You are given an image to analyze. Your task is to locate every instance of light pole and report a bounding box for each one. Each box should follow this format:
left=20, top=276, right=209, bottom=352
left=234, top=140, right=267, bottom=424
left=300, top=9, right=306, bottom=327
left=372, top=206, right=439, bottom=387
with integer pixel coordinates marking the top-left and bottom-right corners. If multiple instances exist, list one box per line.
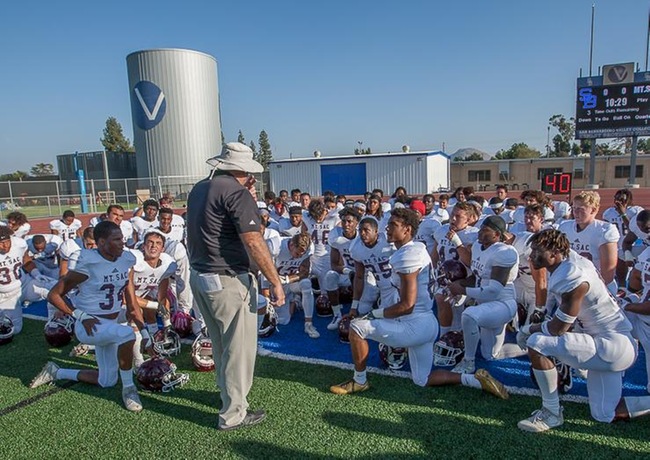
left=546, top=126, right=551, bottom=156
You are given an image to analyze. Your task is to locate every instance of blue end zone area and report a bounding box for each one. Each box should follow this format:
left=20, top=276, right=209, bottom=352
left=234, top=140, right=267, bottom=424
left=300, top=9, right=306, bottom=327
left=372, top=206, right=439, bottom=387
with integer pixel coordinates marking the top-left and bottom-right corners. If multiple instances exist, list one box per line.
left=25, top=300, right=649, bottom=399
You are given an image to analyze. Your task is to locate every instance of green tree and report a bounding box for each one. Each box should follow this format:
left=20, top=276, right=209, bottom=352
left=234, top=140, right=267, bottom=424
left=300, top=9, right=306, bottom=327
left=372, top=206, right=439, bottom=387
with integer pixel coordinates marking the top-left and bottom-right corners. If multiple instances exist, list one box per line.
left=0, top=171, right=29, bottom=181
left=30, top=163, right=55, bottom=177
left=548, top=114, right=575, bottom=157
left=258, top=130, right=273, bottom=170
left=453, top=152, right=484, bottom=162
left=637, top=138, right=650, bottom=153
left=237, top=130, right=245, bottom=144
left=249, top=141, right=259, bottom=163
left=493, top=142, right=541, bottom=160
left=101, top=116, right=134, bottom=152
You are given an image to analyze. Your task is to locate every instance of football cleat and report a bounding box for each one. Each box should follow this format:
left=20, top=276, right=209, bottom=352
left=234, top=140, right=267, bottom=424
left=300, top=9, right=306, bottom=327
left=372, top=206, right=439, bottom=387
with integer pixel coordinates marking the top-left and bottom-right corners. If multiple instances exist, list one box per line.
left=122, top=385, right=143, bottom=412
left=475, top=369, right=509, bottom=400
left=327, top=314, right=342, bottom=331
left=29, top=361, right=60, bottom=389
left=329, top=379, right=370, bottom=395
left=44, top=315, right=75, bottom=348
left=517, top=407, right=564, bottom=433
left=136, top=357, right=189, bottom=392
left=304, top=323, right=320, bottom=339
left=378, top=343, right=408, bottom=370
left=0, top=314, right=15, bottom=345
left=451, top=358, right=475, bottom=374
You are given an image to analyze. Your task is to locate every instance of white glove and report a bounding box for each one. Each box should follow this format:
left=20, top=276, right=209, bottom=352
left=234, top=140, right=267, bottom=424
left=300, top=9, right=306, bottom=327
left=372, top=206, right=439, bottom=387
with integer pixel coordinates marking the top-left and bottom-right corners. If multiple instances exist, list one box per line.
left=279, top=275, right=290, bottom=285
left=516, top=324, right=531, bottom=349
left=342, top=267, right=352, bottom=276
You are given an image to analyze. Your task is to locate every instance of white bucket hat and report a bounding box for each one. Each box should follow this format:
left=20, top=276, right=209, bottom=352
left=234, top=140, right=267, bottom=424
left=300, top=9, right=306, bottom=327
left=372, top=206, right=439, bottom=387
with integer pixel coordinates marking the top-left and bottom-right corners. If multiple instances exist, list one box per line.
left=207, top=142, right=263, bottom=173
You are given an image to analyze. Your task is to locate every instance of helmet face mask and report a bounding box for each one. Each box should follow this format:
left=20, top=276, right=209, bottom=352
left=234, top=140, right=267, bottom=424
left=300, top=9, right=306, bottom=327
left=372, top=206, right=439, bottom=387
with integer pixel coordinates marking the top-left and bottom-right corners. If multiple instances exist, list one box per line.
left=191, top=333, right=214, bottom=372
left=153, top=328, right=181, bottom=357
left=44, top=315, right=75, bottom=348
left=258, top=305, right=278, bottom=338
left=0, top=314, right=14, bottom=345
left=433, top=331, right=465, bottom=366
left=378, top=343, right=408, bottom=370
left=136, top=357, right=189, bottom=392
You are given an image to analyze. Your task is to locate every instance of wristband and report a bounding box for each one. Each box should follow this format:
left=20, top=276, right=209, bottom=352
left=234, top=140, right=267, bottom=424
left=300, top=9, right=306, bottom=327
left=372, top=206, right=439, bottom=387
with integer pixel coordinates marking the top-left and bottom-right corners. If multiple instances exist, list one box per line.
left=351, top=300, right=359, bottom=310
left=624, top=250, right=635, bottom=262
left=71, top=309, right=86, bottom=321
left=554, top=309, right=577, bottom=324
left=145, top=300, right=159, bottom=310
left=450, top=234, right=463, bottom=247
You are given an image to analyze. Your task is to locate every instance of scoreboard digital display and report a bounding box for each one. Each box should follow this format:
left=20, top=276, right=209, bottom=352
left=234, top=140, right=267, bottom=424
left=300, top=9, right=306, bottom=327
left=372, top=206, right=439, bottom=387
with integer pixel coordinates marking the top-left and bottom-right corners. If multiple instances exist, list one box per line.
left=575, top=80, right=650, bottom=139
left=541, top=172, right=572, bottom=195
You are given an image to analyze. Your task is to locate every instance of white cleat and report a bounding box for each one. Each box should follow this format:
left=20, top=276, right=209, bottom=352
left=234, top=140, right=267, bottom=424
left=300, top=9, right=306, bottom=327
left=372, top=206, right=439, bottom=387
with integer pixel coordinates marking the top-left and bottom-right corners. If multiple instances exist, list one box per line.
left=122, top=386, right=143, bottom=412
left=29, top=361, right=60, bottom=389
left=518, top=407, right=563, bottom=433
left=304, top=323, right=320, bottom=339
left=451, top=358, right=475, bottom=374
left=327, top=315, right=342, bottom=331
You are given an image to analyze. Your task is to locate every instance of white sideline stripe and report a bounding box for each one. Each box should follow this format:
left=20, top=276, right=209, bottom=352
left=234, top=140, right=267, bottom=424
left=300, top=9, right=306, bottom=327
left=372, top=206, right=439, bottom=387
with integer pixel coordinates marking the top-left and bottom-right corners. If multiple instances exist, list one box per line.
left=25, top=315, right=588, bottom=403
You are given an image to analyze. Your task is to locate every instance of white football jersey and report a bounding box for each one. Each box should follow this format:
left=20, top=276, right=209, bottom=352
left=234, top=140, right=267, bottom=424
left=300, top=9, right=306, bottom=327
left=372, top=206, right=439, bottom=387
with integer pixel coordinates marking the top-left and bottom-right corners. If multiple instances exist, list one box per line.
left=349, top=233, right=396, bottom=290
left=428, top=207, right=450, bottom=224
left=26, top=234, right=63, bottom=270
left=327, top=226, right=357, bottom=270
left=69, top=249, right=137, bottom=315
left=303, top=213, right=340, bottom=257
left=602, top=205, right=643, bottom=249
left=469, top=241, right=518, bottom=302
left=558, top=219, right=620, bottom=273
left=131, top=250, right=177, bottom=299
left=433, top=224, right=479, bottom=264
left=553, top=200, right=572, bottom=225
left=275, top=238, right=314, bottom=276
left=278, top=218, right=303, bottom=237
left=120, top=220, right=134, bottom=245
left=58, top=238, right=83, bottom=261
left=163, top=239, right=188, bottom=266
left=49, top=218, right=82, bottom=241
left=415, top=218, right=441, bottom=253
left=263, top=227, right=282, bottom=259
left=0, top=237, right=27, bottom=293
left=156, top=225, right=184, bottom=244
left=131, top=216, right=159, bottom=240
left=634, top=247, right=650, bottom=325
left=512, top=231, right=535, bottom=292
left=388, top=241, right=434, bottom=315
left=549, top=251, right=632, bottom=336
left=629, top=213, right=650, bottom=246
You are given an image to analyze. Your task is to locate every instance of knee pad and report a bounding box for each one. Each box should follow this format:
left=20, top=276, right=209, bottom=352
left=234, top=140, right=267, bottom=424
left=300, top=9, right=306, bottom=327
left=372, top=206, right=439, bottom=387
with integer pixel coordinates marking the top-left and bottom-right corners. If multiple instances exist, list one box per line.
left=298, top=279, right=312, bottom=292
left=323, top=271, right=340, bottom=292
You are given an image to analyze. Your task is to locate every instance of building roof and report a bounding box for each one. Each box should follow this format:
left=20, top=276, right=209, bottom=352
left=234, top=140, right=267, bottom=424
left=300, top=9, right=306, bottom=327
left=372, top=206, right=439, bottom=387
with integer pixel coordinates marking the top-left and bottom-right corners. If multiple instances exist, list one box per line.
left=269, top=150, right=450, bottom=164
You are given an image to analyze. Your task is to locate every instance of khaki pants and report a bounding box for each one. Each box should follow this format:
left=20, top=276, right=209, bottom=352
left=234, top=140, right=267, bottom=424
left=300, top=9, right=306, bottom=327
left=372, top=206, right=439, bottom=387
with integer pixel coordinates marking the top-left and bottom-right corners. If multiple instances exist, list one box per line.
left=190, top=269, right=258, bottom=428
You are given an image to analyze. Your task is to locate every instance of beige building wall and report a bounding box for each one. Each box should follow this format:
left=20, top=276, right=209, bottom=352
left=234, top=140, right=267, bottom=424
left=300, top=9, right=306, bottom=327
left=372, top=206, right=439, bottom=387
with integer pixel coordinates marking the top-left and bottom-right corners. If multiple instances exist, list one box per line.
left=450, top=155, right=650, bottom=191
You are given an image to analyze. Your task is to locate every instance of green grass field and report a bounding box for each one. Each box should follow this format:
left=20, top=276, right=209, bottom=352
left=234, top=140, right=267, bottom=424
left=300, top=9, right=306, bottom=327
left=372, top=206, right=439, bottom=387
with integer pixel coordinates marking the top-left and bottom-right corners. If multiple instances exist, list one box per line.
left=2, top=319, right=650, bottom=459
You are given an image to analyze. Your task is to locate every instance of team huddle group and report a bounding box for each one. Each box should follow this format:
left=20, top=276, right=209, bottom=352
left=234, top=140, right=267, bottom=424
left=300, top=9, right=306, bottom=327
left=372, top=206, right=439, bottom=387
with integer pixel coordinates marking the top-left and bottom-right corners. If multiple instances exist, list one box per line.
left=3, top=183, right=650, bottom=433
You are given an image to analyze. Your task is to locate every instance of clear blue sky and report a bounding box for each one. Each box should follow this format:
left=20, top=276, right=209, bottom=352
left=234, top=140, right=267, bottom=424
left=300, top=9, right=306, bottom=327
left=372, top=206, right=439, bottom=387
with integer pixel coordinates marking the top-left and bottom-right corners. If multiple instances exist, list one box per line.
left=1, top=0, right=648, bottom=173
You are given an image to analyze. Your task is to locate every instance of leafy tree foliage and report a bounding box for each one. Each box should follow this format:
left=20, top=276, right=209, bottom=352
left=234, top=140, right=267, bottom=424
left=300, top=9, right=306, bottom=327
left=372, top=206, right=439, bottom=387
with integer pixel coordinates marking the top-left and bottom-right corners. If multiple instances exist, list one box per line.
left=237, top=130, right=245, bottom=144
left=453, top=152, right=484, bottom=162
left=0, top=171, right=29, bottom=181
left=101, top=117, right=134, bottom=152
left=637, top=138, right=650, bottom=153
left=548, top=114, right=575, bottom=157
left=30, top=163, right=55, bottom=176
left=258, top=130, right=273, bottom=170
left=493, top=143, right=541, bottom=160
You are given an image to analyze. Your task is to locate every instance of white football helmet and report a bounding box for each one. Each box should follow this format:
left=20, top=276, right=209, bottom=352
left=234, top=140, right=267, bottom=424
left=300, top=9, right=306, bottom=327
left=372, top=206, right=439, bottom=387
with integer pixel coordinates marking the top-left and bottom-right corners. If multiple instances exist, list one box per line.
left=378, top=343, right=408, bottom=370
left=191, top=333, right=214, bottom=372
left=433, top=331, right=465, bottom=367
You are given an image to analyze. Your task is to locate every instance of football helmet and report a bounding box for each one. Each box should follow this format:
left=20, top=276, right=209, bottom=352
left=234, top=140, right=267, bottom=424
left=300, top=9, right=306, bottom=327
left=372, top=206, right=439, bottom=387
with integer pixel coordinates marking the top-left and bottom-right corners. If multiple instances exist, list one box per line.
left=44, top=315, right=75, bottom=348
left=171, top=310, right=193, bottom=338
left=338, top=316, right=351, bottom=343
left=0, top=314, right=14, bottom=345
left=315, top=294, right=333, bottom=317
left=191, top=333, right=214, bottom=372
left=258, top=304, right=278, bottom=338
left=136, top=357, right=189, bottom=392
left=153, top=327, right=181, bottom=357
left=530, top=356, right=573, bottom=394
left=433, top=330, right=465, bottom=366
left=438, top=259, right=468, bottom=285
left=378, top=343, right=408, bottom=370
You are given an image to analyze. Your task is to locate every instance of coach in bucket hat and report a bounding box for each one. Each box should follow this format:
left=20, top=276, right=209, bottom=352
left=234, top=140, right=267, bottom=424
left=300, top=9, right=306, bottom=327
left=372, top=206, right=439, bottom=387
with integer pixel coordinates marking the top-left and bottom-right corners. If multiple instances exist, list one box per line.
left=207, top=142, right=264, bottom=174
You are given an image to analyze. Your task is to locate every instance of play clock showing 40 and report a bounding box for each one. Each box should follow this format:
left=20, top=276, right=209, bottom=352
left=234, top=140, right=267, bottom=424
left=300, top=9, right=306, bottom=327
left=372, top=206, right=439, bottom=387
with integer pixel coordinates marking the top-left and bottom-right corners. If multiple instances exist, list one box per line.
left=575, top=82, right=650, bottom=139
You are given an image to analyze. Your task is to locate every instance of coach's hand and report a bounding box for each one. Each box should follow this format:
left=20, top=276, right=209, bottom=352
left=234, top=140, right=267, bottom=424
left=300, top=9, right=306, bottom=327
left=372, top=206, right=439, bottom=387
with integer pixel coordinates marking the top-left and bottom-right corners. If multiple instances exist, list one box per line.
left=270, top=283, right=286, bottom=307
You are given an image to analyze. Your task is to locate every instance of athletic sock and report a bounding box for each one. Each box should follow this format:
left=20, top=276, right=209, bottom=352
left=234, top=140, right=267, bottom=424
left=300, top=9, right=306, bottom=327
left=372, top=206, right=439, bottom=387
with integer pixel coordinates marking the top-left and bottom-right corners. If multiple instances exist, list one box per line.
left=120, top=369, right=135, bottom=388
left=439, top=326, right=452, bottom=337
left=461, top=373, right=482, bottom=389
left=533, top=368, right=560, bottom=415
left=353, top=370, right=367, bottom=385
left=56, top=369, right=80, bottom=381
left=257, top=313, right=264, bottom=330
left=332, top=304, right=342, bottom=317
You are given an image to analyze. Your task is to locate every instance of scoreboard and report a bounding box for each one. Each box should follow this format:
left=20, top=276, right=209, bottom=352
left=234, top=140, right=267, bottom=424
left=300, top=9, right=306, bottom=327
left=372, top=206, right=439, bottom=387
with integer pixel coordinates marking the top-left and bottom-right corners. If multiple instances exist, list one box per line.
left=575, top=71, right=650, bottom=139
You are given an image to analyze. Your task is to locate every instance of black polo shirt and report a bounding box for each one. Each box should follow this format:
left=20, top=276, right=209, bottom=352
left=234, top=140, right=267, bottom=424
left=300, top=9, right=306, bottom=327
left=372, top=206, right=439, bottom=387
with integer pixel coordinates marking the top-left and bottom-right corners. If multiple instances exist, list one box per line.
left=186, top=172, right=261, bottom=274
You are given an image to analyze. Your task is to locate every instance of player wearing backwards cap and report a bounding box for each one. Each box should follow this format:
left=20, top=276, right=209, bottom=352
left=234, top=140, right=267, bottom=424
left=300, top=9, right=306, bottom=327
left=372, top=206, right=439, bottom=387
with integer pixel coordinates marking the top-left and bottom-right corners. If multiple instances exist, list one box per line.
left=446, top=215, right=519, bottom=374
left=323, top=207, right=362, bottom=331
left=430, top=202, right=479, bottom=337
left=516, top=228, right=650, bottom=432
left=558, top=191, right=619, bottom=296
